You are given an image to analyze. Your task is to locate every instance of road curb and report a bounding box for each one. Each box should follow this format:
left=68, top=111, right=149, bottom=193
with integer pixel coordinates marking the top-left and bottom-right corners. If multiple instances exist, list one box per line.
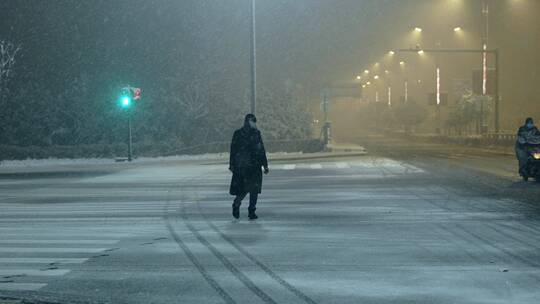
left=201, top=151, right=368, bottom=165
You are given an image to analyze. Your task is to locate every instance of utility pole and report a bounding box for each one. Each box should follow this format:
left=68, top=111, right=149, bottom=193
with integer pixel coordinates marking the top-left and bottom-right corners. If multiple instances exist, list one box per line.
left=436, top=67, right=441, bottom=134
left=481, top=0, right=489, bottom=133
left=398, top=48, right=500, bottom=134
left=482, top=1, right=489, bottom=96
left=249, top=0, right=257, bottom=115
left=494, top=49, right=500, bottom=133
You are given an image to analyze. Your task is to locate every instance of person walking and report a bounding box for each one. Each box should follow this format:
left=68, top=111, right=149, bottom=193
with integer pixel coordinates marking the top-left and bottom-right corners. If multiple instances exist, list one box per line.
left=229, top=114, right=269, bottom=220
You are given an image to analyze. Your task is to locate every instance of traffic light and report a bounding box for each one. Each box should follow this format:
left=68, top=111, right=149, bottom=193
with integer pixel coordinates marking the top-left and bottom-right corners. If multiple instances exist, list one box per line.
left=117, top=86, right=142, bottom=162
left=118, top=86, right=141, bottom=109
left=120, top=95, right=131, bottom=108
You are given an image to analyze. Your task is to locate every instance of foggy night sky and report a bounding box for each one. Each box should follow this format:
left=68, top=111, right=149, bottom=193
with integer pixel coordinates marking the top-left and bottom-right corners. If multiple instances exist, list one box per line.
left=1, top=0, right=539, bottom=128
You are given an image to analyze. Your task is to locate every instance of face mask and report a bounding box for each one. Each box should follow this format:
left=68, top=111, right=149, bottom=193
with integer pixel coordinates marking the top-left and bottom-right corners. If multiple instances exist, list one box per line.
left=249, top=121, right=257, bottom=129
left=527, top=123, right=534, bottom=129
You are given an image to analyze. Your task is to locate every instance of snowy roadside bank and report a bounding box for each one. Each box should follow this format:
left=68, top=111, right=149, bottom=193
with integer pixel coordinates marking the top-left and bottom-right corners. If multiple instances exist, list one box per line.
left=0, top=149, right=367, bottom=173
left=0, top=153, right=228, bottom=168
left=0, top=151, right=334, bottom=171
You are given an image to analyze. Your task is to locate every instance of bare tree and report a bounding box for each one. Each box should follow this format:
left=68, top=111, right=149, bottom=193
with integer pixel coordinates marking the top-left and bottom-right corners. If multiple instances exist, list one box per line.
left=0, top=40, right=21, bottom=98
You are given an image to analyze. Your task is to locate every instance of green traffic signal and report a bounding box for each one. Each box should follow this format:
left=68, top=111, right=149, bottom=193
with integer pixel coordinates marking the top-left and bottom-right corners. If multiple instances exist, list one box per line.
left=120, top=95, right=131, bottom=108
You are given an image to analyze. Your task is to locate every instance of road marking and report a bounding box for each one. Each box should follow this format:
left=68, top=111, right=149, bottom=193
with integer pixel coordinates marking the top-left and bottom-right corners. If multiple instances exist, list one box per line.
left=0, top=283, right=47, bottom=291
left=0, top=240, right=119, bottom=244
left=282, top=164, right=296, bottom=170
left=0, top=258, right=88, bottom=264
left=0, top=210, right=166, bottom=215
left=0, top=217, right=162, bottom=222
left=0, top=269, right=70, bottom=276
left=310, top=164, right=323, bottom=169
left=0, top=233, right=132, bottom=238
left=336, top=162, right=350, bottom=169
left=0, top=202, right=172, bottom=207
left=0, top=247, right=107, bottom=253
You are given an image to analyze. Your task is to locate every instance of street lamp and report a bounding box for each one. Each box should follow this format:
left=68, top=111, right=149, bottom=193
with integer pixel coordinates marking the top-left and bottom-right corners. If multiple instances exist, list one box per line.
left=249, top=0, right=257, bottom=114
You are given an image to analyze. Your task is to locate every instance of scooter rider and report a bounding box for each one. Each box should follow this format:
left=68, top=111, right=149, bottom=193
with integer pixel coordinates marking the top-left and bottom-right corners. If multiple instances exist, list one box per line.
left=515, top=117, right=540, bottom=178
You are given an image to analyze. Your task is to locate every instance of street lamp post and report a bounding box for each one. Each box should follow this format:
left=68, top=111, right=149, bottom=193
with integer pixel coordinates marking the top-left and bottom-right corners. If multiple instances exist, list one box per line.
left=398, top=48, right=501, bottom=133
left=249, top=0, right=257, bottom=114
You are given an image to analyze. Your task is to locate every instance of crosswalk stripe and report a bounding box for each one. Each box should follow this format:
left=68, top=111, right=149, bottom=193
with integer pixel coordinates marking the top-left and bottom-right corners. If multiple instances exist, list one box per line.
left=0, top=205, right=170, bottom=210
left=0, top=258, right=88, bottom=264
left=0, top=210, right=165, bottom=215
left=276, top=163, right=361, bottom=170
left=0, top=240, right=119, bottom=244
left=0, top=283, right=47, bottom=291
left=0, top=247, right=107, bottom=253
left=0, top=269, right=70, bottom=276
left=336, top=162, right=350, bottom=169
left=0, top=233, right=131, bottom=238
left=0, top=217, right=162, bottom=221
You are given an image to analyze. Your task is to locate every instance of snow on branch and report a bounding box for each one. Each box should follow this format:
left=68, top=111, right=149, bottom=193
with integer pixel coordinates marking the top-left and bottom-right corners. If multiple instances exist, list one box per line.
left=0, top=40, right=21, bottom=90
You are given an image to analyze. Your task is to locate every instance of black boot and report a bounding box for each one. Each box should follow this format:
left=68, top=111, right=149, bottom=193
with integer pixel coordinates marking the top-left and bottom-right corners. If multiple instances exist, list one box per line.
left=248, top=210, right=258, bottom=220
left=232, top=203, right=240, bottom=219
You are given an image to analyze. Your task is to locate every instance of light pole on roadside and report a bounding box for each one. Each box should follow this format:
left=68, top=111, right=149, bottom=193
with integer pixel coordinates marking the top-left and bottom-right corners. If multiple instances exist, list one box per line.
left=398, top=48, right=500, bottom=133
left=249, top=0, right=257, bottom=115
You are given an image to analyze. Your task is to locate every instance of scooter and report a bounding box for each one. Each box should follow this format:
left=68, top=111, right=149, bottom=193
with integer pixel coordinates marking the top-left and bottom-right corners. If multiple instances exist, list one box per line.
left=523, top=147, right=540, bottom=182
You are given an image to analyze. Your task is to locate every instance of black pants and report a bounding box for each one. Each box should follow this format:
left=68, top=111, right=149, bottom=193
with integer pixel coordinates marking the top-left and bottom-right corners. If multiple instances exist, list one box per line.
left=233, top=191, right=258, bottom=213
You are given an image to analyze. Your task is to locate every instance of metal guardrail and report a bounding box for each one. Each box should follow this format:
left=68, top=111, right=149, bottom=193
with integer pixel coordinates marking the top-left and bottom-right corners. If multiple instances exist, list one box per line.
left=483, top=133, right=516, bottom=141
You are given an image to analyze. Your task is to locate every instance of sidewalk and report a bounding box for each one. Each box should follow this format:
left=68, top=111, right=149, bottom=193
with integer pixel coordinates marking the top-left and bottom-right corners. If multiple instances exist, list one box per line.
left=325, top=142, right=366, bottom=153
left=202, top=143, right=367, bottom=166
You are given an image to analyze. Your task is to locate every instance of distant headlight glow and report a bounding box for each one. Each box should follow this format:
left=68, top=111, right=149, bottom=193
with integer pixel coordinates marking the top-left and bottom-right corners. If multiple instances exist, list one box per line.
left=533, top=153, right=540, bottom=160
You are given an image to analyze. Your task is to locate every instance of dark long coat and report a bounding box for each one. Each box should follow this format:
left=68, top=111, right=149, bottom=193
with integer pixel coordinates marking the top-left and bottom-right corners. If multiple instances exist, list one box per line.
left=229, top=126, right=268, bottom=195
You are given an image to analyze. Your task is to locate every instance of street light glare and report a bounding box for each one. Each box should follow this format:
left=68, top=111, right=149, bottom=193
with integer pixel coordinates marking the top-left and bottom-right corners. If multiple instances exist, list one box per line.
left=454, top=26, right=462, bottom=32
left=356, top=75, right=362, bottom=80
left=364, top=70, right=370, bottom=74
left=399, top=61, right=405, bottom=65
left=414, top=27, right=423, bottom=32
left=417, top=50, right=424, bottom=55
left=388, top=51, right=395, bottom=55
left=366, top=81, right=371, bottom=85
left=374, top=75, right=379, bottom=80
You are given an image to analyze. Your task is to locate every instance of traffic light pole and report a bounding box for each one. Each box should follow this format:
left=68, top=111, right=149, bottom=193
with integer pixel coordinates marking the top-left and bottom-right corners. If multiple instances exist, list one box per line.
left=128, top=113, right=133, bottom=162
left=398, top=48, right=501, bottom=133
